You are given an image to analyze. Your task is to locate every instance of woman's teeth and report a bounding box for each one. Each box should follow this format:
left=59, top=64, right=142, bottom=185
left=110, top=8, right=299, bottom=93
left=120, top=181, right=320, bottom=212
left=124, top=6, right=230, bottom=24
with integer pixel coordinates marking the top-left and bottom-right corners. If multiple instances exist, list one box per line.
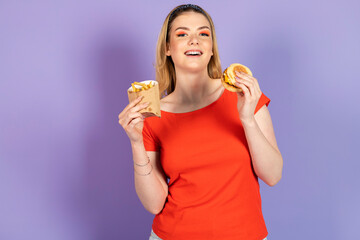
left=185, top=51, right=202, bottom=56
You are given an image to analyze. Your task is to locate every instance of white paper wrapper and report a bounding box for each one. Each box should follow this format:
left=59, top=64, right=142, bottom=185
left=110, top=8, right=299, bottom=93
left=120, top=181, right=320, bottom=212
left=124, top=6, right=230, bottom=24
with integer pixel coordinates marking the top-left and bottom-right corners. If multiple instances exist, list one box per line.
left=127, top=80, right=161, bottom=118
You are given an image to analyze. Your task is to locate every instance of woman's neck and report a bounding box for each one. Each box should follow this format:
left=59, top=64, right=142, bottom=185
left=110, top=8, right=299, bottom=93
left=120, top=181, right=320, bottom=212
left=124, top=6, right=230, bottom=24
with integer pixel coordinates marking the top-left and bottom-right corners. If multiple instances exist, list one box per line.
left=171, top=70, right=216, bottom=104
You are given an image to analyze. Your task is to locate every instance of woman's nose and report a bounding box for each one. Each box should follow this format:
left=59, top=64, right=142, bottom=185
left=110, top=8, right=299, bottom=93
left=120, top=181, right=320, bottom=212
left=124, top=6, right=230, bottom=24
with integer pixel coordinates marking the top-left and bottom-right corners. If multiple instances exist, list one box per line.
left=189, top=35, right=199, bottom=45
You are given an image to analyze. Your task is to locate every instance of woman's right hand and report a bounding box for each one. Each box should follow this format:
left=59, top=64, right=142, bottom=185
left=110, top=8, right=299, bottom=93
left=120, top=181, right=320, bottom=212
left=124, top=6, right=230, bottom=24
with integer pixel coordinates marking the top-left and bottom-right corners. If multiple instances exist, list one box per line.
left=118, top=96, right=150, bottom=144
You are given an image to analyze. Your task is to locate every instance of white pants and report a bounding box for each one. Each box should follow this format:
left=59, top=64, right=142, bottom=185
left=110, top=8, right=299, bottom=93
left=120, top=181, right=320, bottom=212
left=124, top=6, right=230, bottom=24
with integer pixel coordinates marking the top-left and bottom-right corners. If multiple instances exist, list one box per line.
left=149, top=229, right=268, bottom=240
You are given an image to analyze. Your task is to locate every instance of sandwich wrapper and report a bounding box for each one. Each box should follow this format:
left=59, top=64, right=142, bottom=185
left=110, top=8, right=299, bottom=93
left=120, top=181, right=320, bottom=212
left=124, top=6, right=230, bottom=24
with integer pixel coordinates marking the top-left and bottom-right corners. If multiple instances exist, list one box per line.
left=127, top=80, right=161, bottom=118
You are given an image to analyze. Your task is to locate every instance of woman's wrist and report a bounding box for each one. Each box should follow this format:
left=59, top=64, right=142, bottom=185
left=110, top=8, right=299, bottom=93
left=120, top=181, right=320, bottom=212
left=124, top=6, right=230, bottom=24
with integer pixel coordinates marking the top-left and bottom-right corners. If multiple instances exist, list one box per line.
left=240, top=116, right=257, bottom=127
left=134, top=162, right=153, bottom=176
left=131, top=139, right=144, bottom=149
left=130, top=140, right=152, bottom=171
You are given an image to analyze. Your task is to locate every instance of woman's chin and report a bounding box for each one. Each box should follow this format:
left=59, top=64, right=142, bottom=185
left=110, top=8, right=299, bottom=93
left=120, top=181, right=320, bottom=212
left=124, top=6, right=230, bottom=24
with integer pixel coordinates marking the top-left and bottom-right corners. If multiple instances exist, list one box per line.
left=177, top=62, right=210, bottom=73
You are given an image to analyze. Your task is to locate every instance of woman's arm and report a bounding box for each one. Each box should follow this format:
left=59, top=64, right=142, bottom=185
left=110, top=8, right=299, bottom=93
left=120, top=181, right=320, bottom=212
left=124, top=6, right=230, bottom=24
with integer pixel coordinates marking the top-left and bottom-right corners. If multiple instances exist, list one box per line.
left=233, top=71, right=283, bottom=186
left=242, top=105, right=283, bottom=186
left=118, top=96, right=168, bottom=214
left=131, top=142, right=168, bottom=214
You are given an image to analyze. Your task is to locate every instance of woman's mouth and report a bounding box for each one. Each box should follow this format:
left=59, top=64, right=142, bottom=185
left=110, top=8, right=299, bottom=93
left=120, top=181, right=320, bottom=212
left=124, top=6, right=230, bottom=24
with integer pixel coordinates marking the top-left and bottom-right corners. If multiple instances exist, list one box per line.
left=184, top=50, right=203, bottom=56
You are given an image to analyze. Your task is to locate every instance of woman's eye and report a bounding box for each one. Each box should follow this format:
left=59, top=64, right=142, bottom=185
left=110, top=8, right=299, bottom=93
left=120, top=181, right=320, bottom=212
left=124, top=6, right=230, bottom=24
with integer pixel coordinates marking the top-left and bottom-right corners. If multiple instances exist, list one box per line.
left=176, top=32, right=187, bottom=37
left=200, top=32, right=210, bottom=37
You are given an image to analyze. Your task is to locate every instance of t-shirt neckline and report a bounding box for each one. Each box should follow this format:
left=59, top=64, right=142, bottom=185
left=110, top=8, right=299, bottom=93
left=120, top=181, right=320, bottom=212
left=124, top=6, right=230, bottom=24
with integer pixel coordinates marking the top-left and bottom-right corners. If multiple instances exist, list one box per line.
left=160, top=88, right=227, bottom=116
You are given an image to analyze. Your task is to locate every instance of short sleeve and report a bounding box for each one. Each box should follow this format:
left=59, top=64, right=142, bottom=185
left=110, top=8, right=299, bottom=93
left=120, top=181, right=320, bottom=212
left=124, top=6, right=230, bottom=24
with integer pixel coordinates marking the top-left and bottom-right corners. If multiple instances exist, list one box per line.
left=254, top=93, right=270, bottom=114
left=142, top=119, right=160, bottom=152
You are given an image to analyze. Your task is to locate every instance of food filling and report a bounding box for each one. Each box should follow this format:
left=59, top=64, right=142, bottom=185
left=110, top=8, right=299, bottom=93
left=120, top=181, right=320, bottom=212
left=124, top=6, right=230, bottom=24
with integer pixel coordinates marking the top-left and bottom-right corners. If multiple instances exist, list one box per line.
left=130, top=81, right=155, bottom=93
left=223, top=72, right=234, bottom=86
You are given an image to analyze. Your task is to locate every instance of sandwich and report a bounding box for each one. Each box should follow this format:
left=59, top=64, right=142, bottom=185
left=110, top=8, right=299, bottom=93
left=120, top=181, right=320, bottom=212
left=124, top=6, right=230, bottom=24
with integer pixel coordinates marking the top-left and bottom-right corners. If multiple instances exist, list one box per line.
left=221, top=63, right=253, bottom=92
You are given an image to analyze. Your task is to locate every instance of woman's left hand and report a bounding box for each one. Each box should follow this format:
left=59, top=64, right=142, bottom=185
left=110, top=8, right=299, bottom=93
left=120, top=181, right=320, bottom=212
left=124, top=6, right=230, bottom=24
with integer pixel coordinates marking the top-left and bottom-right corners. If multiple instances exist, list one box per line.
left=234, top=71, right=262, bottom=123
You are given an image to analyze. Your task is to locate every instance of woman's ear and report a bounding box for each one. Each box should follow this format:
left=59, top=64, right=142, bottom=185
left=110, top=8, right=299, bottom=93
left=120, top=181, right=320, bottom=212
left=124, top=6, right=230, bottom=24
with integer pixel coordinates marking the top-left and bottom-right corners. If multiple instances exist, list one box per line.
left=166, top=43, right=171, bottom=56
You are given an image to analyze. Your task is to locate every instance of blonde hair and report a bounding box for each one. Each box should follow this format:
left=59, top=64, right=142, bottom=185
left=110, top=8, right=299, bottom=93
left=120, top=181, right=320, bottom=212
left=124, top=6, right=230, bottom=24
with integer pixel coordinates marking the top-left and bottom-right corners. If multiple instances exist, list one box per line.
left=155, top=4, right=222, bottom=98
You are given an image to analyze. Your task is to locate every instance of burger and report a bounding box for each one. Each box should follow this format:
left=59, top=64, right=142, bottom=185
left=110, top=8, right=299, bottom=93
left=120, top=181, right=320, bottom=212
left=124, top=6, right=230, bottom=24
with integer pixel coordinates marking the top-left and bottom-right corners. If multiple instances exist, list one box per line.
left=221, top=63, right=253, bottom=92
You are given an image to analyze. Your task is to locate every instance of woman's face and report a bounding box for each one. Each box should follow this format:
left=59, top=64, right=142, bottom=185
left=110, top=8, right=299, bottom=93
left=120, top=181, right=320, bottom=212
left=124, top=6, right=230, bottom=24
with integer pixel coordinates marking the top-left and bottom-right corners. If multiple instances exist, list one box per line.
left=166, top=11, right=213, bottom=73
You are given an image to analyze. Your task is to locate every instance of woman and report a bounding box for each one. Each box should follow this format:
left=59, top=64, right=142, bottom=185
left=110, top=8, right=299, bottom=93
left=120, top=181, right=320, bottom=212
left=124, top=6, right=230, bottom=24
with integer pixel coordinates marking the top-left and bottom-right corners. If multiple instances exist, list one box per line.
left=118, top=4, right=283, bottom=240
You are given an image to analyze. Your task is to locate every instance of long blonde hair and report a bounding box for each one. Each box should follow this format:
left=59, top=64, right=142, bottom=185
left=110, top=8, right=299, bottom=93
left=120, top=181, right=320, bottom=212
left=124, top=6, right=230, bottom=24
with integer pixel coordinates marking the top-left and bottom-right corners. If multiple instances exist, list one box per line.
left=155, top=4, right=222, bottom=98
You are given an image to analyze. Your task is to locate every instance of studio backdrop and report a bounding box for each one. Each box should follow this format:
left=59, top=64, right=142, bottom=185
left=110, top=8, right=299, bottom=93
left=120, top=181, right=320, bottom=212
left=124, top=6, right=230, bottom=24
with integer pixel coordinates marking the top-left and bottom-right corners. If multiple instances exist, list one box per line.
left=1, top=0, right=359, bottom=239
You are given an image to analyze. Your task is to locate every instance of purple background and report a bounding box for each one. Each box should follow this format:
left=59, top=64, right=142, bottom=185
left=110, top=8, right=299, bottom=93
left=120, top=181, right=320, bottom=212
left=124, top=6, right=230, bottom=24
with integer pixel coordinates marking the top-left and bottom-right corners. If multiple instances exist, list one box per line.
left=1, top=0, right=359, bottom=239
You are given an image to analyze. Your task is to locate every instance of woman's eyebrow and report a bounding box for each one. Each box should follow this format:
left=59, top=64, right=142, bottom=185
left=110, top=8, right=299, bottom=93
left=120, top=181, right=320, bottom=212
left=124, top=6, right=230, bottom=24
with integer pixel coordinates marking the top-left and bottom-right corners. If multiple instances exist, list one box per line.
left=175, top=26, right=210, bottom=31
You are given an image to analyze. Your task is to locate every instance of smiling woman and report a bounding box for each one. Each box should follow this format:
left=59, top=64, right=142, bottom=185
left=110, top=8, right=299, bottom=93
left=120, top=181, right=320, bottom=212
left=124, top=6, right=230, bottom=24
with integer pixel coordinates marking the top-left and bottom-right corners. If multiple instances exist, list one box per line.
left=118, top=3, right=282, bottom=240
left=155, top=4, right=222, bottom=98
left=164, top=12, right=214, bottom=80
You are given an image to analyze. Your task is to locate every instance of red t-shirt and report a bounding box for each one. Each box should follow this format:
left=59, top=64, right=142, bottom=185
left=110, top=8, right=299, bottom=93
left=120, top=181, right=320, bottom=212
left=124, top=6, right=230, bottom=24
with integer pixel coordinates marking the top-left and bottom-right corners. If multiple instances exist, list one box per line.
left=142, top=89, right=270, bottom=240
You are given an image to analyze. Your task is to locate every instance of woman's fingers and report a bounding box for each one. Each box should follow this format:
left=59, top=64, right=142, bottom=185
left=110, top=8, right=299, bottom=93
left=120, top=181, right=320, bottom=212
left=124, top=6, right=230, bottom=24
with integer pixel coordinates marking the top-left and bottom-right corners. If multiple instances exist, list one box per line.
left=235, top=77, right=255, bottom=97
left=129, top=95, right=144, bottom=109
left=235, top=71, right=253, bottom=81
left=130, top=102, right=150, bottom=113
left=119, top=102, right=148, bottom=129
left=235, top=82, right=251, bottom=97
left=119, top=99, right=148, bottom=123
left=119, top=96, right=144, bottom=119
left=236, top=71, right=261, bottom=94
left=128, top=116, right=144, bottom=129
left=122, top=112, right=143, bottom=129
